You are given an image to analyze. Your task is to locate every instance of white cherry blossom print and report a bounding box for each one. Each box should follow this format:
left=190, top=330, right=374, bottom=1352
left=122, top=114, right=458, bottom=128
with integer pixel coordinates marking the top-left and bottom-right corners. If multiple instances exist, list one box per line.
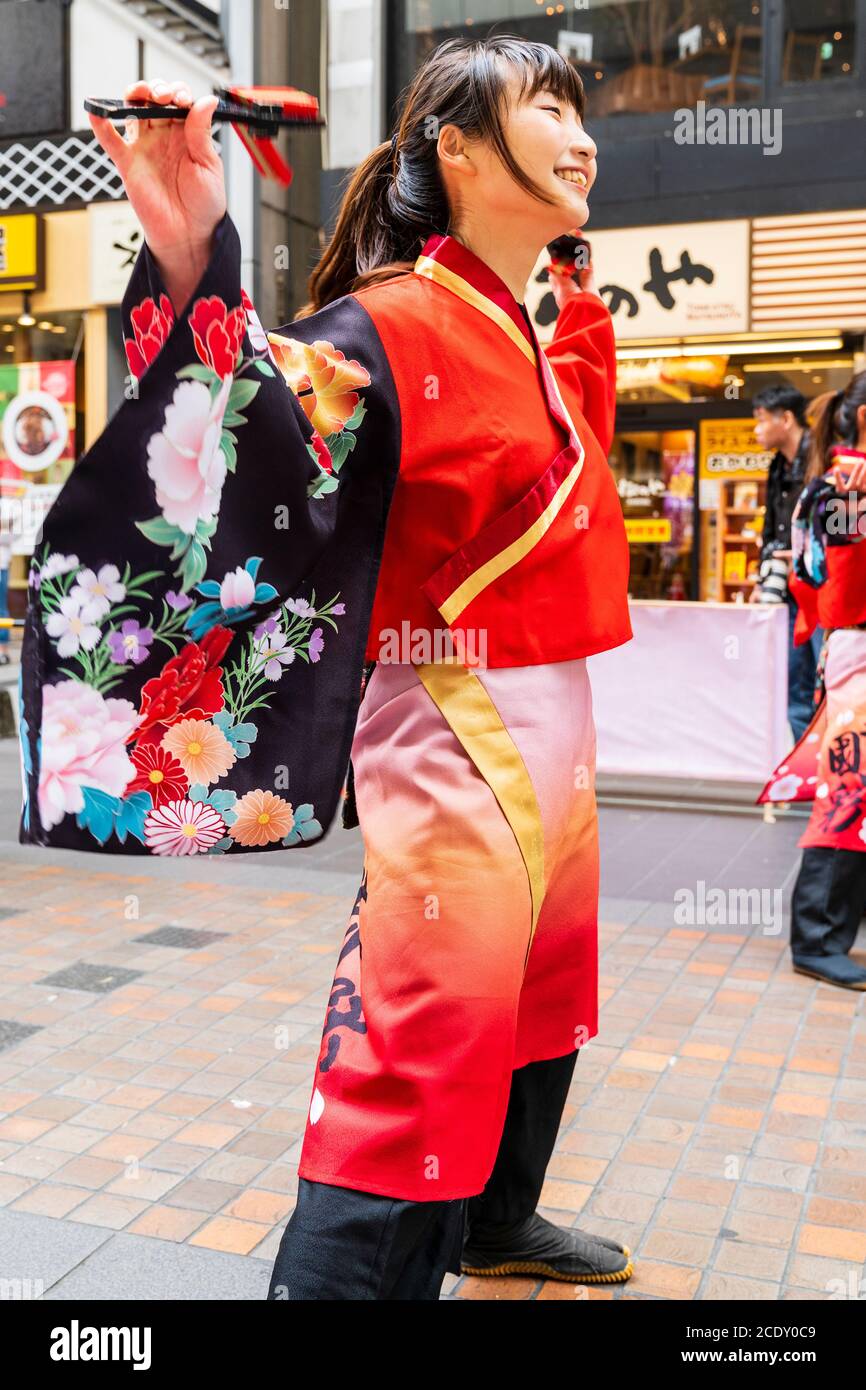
left=254, top=628, right=296, bottom=680
left=45, top=596, right=102, bottom=658
left=70, top=564, right=126, bottom=622
left=767, top=773, right=803, bottom=801
left=41, top=553, right=79, bottom=582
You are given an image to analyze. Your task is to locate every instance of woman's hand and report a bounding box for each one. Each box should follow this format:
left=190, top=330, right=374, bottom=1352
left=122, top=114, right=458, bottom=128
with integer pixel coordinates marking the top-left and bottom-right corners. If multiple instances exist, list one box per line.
left=88, top=79, right=226, bottom=313
left=831, top=459, right=866, bottom=492
left=548, top=254, right=601, bottom=312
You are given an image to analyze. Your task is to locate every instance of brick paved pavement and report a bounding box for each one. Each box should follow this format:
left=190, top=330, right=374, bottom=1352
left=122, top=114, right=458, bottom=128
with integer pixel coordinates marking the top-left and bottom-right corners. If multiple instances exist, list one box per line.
left=0, top=791, right=864, bottom=1302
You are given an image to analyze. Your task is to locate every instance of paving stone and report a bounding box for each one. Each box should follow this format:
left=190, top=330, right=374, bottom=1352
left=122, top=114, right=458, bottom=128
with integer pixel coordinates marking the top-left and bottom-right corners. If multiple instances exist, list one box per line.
left=131, top=926, right=230, bottom=950
left=0, top=1209, right=110, bottom=1292
left=38, top=963, right=144, bottom=994
left=40, top=1230, right=272, bottom=1300
left=0, top=1020, right=43, bottom=1053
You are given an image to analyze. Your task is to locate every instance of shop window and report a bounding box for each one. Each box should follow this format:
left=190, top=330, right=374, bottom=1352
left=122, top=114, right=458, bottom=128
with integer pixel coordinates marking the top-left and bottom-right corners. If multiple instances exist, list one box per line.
left=396, top=2, right=765, bottom=116
left=0, top=0, right=68, bottom=138
left=0, top=310, right=82, bottom=616
left=781, top=0, right=856, bottom=83
left=609, top=429, right=695, bottom=599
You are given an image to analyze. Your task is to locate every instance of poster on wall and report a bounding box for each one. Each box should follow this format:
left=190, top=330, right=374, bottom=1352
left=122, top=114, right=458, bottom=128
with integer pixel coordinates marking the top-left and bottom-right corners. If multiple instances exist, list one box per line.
left=0, top=361, right=75, bottom=551
left=698, top=417, right=773, bottom=509
left=88, top=201, right=144, bottom=305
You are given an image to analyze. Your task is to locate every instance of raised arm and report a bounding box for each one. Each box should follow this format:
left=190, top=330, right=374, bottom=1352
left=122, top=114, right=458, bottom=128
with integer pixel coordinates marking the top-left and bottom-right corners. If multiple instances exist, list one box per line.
left=20, top=83, right=401, bottom=856
left=543, top=264, right=616, bottom=458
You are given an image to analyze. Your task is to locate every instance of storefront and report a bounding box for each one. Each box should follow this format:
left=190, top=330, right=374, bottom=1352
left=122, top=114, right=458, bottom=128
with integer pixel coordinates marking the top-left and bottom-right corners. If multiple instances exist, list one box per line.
left=0, top=202, right=136, bottom=617
left=528, top=208, right=866, bottom=602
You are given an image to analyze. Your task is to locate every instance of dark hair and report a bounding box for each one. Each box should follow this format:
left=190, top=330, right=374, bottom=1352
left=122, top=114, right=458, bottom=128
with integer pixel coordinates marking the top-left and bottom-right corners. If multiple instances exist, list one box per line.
left=297, top=35, right=585, bottom=317
left=753, top=383, right=808, bottom=425
left=805, top=370, right=866, bottom=482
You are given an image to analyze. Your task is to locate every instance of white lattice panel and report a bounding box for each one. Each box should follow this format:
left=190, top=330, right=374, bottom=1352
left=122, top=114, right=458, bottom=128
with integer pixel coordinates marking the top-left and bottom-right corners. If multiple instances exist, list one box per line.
left=0, top=133, right=124, bottom=211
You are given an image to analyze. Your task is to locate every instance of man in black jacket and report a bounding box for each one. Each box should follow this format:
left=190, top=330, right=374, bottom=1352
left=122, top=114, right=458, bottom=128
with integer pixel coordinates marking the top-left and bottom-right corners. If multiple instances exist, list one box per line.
left=752, top=384, right=823, bottom=741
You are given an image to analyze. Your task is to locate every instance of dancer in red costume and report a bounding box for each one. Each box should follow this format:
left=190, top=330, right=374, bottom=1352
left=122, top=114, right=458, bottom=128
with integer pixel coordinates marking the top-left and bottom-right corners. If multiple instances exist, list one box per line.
left=761, top=372, right=866, bottom=990
left=22, top=37, right=634, bottom=1297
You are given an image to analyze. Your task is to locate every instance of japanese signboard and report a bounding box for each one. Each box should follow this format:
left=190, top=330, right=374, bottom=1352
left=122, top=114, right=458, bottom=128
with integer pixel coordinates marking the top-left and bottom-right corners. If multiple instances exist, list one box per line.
left=699, top=418, right=773, bottom=480
left=88, top=201, right=145, bottom=305
left=529, top=219, right=750, bottom=341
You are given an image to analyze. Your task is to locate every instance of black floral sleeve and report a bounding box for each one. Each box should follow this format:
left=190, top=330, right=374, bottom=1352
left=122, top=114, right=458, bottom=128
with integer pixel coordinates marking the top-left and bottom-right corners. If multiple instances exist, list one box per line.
left=19, top=214, right=401, bottom=856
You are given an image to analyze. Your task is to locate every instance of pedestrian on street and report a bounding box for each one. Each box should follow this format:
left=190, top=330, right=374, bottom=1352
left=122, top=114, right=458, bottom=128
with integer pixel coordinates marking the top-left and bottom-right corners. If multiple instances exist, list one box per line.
left=752, top=385, right=823, bottom=742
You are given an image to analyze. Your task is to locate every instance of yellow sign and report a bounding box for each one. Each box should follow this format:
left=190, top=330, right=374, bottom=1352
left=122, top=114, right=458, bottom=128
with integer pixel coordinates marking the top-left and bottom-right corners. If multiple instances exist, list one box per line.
left=0, top=215, right=43, bottom=291
left=699, top=418, right=773, bottom=480
left=625, top=518, right=672, bottom=543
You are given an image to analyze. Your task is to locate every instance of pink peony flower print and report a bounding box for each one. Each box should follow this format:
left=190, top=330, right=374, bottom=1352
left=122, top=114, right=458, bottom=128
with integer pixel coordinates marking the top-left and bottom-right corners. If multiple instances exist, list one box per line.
left=39, top=680, right=140, bottom=831
left=189, top=297, right=247, bottom=377
left=146, top=377, right=231, bottom=536
left=144, top=798, right=227, bottom=855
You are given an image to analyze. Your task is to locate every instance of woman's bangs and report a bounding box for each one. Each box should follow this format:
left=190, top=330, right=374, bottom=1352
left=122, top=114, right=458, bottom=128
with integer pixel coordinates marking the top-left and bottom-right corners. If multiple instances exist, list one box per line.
left=501, top=42, right=586, bottom=120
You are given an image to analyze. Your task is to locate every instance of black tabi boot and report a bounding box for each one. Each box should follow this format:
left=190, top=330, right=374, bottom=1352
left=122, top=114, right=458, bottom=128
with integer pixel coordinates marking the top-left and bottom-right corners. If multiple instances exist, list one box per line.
left=790, top=847, right=866, bottom=991
left=461, top=1212, right=633, bottom=1285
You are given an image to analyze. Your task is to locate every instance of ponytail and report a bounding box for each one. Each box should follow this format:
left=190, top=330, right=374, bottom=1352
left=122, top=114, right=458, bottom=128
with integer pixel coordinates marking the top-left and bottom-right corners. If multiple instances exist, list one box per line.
left=295, top=35, right=586, bottom=317
left=805, top=372, right=866, bottom=481
left=805, top=389, right=844, bottom=482
left=295, top=137, right=437, bottom=318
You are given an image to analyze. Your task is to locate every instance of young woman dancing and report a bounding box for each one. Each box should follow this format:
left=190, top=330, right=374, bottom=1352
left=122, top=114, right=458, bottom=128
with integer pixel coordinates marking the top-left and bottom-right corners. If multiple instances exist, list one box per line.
left=21, top=36, right=633, bottom=1298
left=764, top=373, right=866, bottom=991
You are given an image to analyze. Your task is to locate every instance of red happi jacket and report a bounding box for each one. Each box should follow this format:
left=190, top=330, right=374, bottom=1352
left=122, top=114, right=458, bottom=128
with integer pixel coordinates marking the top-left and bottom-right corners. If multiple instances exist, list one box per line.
left=354, top=232, right=629, bottom=667
left=20, top=215, right=630, bottom=856
left=790, top=448, right=866, bottom=645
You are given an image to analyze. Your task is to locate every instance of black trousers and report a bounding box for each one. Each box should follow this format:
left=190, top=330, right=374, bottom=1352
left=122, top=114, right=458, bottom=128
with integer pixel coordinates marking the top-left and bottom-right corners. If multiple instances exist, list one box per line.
left=790, top=846, right=866, bottom=960
left=267, top=1048, right=579, bottom=1301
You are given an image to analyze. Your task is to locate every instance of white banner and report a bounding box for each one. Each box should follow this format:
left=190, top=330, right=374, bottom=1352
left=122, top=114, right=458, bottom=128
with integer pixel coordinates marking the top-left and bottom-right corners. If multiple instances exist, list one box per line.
left=588, top=601, right=790, bottom=783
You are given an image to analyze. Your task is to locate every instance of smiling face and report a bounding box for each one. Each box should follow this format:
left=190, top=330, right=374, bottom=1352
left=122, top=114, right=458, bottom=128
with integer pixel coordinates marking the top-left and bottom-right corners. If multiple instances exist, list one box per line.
left=448, top=66, right=598, bottom=247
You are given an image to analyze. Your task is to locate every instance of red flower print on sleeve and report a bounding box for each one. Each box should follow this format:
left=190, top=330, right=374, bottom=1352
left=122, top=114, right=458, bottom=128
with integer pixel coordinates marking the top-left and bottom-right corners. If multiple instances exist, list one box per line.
left=135, top=626, right=234, bottom=747
left=189, top=296, right=248, bottom=378
left=125, top=295, right=175, bottom=380
left=311, top=432, right=333, bottom=474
